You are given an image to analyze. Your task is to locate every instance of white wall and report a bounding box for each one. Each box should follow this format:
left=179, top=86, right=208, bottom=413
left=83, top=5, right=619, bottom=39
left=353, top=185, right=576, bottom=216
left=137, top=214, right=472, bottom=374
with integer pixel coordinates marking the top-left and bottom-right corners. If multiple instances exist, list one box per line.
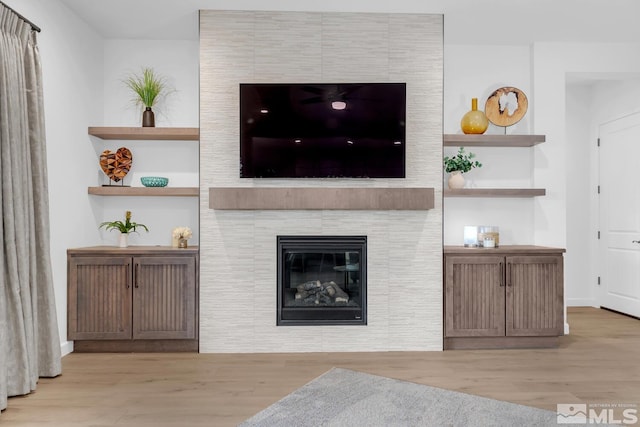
left=533, top=43, right=640, bottom=246
left=3, top=0, right=104, bottom=354
left=533, top=44, right=640, bottom=317
left=98, top=40, right=200, bottom=247
left=575, top=78, right=640, bottom=307
left=565, top=83, right=593, bottom=306
left=566, top=78, right=640, bottom=307
left=589, top=79, right=640, bottom=121
left=103, top=40, right=199, bottom=127
left=443, top=45, right=535, bottom=246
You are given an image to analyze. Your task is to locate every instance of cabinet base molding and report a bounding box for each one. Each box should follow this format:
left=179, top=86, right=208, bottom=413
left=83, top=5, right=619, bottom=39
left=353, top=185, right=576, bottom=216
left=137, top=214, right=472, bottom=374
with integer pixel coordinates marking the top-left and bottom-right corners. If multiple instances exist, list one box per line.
left=73, top=339, right=198, bottom=353
left=444, top=336, right=559, bottom=350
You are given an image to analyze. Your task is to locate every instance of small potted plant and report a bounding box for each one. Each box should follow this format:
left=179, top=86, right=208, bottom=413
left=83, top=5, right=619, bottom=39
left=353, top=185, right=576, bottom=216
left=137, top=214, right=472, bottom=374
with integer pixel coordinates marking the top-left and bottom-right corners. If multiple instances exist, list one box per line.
left=443, top=147, right=482, bottom=189
left=124, top=67, right=169, bottom=127
left=99, top=210, right=149, bottom=248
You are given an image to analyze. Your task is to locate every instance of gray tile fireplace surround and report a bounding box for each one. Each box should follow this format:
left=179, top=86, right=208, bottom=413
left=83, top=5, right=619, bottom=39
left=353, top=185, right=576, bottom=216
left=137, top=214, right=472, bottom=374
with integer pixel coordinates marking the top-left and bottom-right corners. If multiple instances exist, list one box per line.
left=199, top=10, right=443, bottom=353
left=200, top=187, right=442, bottom=353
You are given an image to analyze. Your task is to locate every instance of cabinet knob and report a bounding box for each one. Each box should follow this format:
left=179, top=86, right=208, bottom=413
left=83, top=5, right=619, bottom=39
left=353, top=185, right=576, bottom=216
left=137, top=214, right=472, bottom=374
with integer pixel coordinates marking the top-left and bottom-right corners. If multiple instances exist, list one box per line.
left=633, top=240, right=640, bottom=244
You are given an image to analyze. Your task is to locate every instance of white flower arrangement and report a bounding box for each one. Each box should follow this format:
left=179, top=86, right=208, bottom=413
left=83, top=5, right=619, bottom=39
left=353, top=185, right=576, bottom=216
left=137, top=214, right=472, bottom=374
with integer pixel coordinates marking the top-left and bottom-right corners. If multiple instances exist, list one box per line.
left=172, top=226, right=193, bottom=240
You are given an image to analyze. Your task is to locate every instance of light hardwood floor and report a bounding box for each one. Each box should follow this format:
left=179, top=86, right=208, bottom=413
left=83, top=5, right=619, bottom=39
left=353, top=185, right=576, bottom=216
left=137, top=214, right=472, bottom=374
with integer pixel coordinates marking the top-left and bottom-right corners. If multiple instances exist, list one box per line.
left=2, top=307, right=639, bottom=426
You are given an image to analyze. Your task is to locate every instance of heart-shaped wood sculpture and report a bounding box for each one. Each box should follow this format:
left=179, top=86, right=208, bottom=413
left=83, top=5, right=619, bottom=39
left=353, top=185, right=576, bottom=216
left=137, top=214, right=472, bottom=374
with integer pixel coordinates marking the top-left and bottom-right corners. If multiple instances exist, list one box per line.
left=100, top=147, right=132, bottom=183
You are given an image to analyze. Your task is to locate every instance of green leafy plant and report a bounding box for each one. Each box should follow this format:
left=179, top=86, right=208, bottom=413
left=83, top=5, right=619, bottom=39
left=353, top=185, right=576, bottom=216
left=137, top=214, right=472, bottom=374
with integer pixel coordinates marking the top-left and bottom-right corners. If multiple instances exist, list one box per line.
left=124, top=67, right=167, bottom=108
left=443, top=147, right=482, bottom=173
left=99, top=211, right=149, bottom=234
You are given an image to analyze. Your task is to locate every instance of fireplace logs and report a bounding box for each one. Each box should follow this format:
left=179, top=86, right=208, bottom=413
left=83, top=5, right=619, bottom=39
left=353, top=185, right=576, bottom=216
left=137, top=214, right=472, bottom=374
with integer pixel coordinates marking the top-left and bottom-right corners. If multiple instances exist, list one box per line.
left=295, top=280, right=349, bottom=305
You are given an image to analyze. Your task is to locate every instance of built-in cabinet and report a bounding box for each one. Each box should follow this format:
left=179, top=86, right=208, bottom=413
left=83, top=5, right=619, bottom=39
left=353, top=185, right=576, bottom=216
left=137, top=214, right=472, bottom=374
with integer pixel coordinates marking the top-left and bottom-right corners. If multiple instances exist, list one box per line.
left=76, top=127, right=200, bottom=352
left=68, top=246, right=199, bottom=352
left=444, top=245, right=565, bottom=349
left=443, top=134, right=546, bottom=197
left=442, top=134, right=563, bottom=349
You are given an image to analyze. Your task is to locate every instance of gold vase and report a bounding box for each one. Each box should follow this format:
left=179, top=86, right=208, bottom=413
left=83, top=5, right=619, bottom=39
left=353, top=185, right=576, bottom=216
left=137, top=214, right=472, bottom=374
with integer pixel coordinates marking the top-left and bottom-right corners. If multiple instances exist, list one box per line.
left=178, top=238, right=188, bottom=249
left=460, top=98, right=489, bottom=134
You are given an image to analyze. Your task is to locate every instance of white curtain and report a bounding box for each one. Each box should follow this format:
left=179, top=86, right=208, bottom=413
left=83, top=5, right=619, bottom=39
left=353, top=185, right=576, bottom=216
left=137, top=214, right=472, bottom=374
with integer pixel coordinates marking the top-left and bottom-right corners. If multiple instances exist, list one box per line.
left=0, top=4, right=61, bottom=411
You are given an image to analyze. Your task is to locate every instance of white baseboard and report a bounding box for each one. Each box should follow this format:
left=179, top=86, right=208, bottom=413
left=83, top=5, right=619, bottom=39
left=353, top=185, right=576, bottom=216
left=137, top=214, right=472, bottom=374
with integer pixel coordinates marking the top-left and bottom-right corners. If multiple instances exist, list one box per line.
left=565, top=322, right=570, bottom=335
left=567, top=298, right=597, bottom=307
left=60, top=340, right=73, bottom=357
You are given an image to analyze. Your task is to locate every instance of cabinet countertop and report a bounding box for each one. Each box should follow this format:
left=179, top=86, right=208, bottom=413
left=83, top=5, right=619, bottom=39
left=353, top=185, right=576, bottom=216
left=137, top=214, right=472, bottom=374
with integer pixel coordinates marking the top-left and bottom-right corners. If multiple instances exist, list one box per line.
left=68, top=245, right=199, bottom=255
left=444, top=245, right=565, bottom=255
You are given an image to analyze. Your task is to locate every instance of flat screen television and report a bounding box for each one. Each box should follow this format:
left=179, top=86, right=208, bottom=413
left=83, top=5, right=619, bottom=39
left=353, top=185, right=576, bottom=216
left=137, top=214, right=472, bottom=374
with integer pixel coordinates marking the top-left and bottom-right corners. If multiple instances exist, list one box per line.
left=240, top=83, right=406, bottom=178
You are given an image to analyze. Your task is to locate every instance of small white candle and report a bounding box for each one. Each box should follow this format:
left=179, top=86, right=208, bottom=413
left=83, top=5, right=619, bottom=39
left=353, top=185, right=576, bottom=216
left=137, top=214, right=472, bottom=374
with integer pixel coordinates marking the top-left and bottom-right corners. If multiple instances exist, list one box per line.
left=483, top=237, right=495, bottom=248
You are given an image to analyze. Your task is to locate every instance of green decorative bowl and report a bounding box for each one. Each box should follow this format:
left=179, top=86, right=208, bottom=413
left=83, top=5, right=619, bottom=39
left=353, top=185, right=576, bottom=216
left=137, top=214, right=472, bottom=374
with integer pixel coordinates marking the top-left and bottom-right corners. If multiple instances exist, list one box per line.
left=140, top=176, right=169, bottom=187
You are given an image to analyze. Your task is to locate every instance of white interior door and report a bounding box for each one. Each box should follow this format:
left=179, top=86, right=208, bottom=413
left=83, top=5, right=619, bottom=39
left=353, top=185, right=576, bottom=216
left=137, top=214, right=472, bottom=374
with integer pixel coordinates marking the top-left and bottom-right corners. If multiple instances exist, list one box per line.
left=599, top=113, right=640, bottom=317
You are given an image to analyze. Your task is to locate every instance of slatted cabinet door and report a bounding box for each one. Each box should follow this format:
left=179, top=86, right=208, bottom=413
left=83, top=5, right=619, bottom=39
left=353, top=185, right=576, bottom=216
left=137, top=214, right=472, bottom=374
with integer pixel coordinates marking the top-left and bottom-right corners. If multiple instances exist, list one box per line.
left=68, top=256, right=132, bottom=340
left=506, top=256, right=564, bottom=336
left=132, top=256, right=197, bottom=340
left=445, top=256, right=505, bottom=337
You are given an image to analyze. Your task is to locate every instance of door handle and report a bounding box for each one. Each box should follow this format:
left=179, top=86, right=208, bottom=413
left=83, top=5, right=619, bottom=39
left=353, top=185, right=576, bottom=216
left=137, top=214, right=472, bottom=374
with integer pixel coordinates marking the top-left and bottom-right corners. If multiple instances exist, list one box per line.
left=499, top=262, right=504, bottom=287
left=633, top=240, right=640, bottom=244
left=134, top=263, right=139, bottom=288
left=126, top=264, right=130, bottom=289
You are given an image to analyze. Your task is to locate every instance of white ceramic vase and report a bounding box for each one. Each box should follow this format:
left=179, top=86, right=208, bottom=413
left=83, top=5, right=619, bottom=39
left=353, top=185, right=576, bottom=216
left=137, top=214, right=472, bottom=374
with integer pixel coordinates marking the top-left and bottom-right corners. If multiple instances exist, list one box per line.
left=448, top=171, right=465, bottom=189
left=119, top=233, right=129, bottom=248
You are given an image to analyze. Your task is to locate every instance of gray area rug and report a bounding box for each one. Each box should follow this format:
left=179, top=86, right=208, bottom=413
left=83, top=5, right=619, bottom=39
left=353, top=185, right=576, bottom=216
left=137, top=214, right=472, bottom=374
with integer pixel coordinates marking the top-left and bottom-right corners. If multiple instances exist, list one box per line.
left=240, top=368, right=557, bottom=426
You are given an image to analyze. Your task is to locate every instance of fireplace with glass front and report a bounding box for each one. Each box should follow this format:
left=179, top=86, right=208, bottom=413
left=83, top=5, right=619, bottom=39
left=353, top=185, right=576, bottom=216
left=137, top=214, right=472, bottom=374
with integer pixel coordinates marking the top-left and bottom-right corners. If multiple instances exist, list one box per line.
left=277, top=236, right=367, bottom=326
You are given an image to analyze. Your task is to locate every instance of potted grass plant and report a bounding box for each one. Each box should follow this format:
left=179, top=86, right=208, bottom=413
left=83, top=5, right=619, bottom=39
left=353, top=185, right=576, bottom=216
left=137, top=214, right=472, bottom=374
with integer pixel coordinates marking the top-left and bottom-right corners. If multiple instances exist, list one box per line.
left=124, top=67, right=168, bottom=127
left=99, top=210, right=149, bottom=248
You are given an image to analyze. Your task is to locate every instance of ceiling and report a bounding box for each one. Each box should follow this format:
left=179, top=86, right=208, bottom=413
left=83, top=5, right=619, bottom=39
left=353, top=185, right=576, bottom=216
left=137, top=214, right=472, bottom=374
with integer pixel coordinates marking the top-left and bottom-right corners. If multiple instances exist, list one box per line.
left=57, top=0, right=640, bottom=44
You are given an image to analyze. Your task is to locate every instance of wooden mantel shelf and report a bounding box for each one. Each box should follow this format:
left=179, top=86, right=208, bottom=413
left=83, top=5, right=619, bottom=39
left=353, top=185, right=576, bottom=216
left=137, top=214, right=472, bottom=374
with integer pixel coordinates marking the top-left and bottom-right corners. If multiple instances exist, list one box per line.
left=444, top=188, right=546, bottom=198
left=443, top=134, right=545, bottom=147
left=209, top=187, right=435, bottom=210
left=88, top=187, right=199, bottom=197
left=88, top=127, right=199, bottom=140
